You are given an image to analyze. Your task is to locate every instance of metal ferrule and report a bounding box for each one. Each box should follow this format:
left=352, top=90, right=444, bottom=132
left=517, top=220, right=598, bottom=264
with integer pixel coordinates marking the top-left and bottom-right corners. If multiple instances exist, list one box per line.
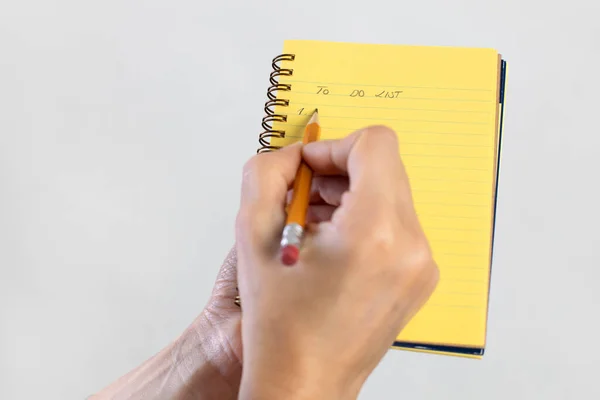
left=280, top=223, right=303, bottom=248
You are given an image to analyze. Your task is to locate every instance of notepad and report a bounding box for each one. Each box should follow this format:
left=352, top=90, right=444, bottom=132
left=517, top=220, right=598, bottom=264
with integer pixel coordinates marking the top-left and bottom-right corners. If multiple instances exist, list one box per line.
left=258, top=40, right=506, bottom=358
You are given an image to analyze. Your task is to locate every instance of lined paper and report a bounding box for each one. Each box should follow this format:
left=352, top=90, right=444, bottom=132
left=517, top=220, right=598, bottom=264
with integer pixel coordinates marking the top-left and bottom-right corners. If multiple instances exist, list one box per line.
left=270, top=40, right=501, bottom=349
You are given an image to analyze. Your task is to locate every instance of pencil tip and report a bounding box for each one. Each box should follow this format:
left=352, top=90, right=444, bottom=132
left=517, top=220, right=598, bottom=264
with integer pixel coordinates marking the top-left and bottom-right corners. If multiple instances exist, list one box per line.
left=309, top=108, right=320, bottom=124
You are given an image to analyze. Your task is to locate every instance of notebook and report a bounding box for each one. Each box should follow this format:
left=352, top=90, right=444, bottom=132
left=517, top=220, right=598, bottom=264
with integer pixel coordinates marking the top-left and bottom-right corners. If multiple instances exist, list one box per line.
left=258, top=40, right=506, bottom=358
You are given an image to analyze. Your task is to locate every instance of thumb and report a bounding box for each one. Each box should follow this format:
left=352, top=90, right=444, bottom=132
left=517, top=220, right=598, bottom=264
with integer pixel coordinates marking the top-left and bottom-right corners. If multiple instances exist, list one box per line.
left=206, top=245, right=241, bottom=316
left=236, top=142, right=303, bottom=257
left=210, top=245, right=238, bottom=300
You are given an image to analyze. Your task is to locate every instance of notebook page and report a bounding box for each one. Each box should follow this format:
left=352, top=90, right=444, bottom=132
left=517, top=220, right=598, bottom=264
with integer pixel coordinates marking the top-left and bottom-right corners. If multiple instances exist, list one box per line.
left=270, top=40, right=500, bottom=349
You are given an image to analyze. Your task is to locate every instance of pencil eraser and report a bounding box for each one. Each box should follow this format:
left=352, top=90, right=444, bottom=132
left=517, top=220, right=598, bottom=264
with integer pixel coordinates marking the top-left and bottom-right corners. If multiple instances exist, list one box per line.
left=280, top=245, right=299, bottom=266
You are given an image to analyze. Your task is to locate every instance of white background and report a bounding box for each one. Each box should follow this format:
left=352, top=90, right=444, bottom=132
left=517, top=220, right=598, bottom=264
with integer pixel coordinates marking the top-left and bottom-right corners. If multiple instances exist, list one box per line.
left=1, top=1, right=599, bottom=398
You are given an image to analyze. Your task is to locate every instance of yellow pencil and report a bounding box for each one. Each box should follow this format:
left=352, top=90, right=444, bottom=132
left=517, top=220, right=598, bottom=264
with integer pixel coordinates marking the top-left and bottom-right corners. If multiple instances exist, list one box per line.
left=280, top=109, right=321, bottom=265
left=234, top=109, right=320, bottom=307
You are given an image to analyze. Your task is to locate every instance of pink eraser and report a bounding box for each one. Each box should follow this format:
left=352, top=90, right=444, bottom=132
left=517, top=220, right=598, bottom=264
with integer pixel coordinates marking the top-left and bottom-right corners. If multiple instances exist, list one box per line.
left=280, top=245, right=299, bottom=266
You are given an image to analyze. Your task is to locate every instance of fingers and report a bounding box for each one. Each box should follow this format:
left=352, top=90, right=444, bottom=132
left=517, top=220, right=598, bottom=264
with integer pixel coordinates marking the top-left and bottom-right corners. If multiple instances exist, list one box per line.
left=287, top=175, right=349, bottom=206
left=236, top=143, right=303, bottom=255
left=306, top=204, right=336, bottom=224
left=310, top=176, right=348, bottom=206
left=302, top=126, right=415, bottom=233
left=237, top=126, right=414, bottom=260
left=303, top=126, right=405, bottom=195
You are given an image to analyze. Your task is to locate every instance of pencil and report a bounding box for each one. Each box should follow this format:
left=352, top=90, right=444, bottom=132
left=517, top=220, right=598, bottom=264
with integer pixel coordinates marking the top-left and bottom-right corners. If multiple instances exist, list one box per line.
left=280, top=109, right=321, bottom=266
left=234, top=110, right=321, bottom=306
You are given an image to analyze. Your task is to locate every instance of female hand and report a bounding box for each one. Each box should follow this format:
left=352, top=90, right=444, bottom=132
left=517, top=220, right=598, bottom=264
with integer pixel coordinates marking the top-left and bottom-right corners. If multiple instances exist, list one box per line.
left=236, top=126, right=439, bottom=400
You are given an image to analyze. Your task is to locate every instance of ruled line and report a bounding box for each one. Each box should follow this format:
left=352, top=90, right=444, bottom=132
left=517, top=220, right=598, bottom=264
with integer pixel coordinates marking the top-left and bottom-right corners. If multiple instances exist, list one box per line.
left=427, top=303, right=482, bottom=309
left=397, top=142, right=493, bottom=148
left=442, top=278, right=488, bottom=284
left=443, top=266, right=486, bottom=270
left=292, top=91, right=493, bottom=103
left=412, top=188, right=490, bottom=195
left=285, top=134, right=492, bottom=148
left=423, top=226, right=487, bottom=232
left=417, top=213, right=487, bottom=220
left=428, top=238, right=489, bottom=245
left=417, top=201, right=490, bottom=207
left=410, top=176, right=491, bottom=183
left=408, top=165, right=492, bottom=172
left=285, top=124, right=488, bottom=136
left=285, top=113, right=489, bottom=126
left=436, top=291, right=486, bottom=296
left=288, top=102, right=491, bottom=114
left=280, top=79, right=493, bottom=92
left=436, top=252, right=489, bottom=258
left=402, top=154, right=491, bottom=160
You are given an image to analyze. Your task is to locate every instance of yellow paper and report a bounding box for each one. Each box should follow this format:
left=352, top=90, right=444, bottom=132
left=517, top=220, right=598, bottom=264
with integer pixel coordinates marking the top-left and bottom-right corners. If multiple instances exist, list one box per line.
left=270, top=40, right=502, bottom=353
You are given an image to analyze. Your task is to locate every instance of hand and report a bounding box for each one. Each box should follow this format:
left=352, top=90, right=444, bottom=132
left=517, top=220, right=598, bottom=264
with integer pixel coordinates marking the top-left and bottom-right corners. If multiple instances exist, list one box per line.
left=236, top=126, right=439, bottom=400
left=181, top=246, right=243, bottom=395
left=91, top=248, right=242, bottom=400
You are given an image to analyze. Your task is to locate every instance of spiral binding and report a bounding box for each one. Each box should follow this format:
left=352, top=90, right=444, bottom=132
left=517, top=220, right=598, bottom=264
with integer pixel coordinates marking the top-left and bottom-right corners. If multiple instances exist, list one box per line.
left=236, top=54, right=295, bottom=308
left=258, top=53, right=295, bottom=153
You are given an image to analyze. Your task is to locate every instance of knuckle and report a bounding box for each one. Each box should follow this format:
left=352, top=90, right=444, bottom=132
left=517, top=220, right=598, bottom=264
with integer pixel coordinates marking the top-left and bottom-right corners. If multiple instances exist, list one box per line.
left=355, top=218, right=399, bottom=259
left=369, top=226, right=398, bottom=256
left=404, top=240, right=438, bottom=279
left=364, top=125, right=399, bottom=146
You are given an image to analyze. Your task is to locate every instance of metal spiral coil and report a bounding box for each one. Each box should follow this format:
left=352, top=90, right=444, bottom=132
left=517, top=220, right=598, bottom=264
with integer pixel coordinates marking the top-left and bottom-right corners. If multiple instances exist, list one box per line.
left=258, top=53, right=295, bottom=153
left=236, top=53, right=296, bottom=307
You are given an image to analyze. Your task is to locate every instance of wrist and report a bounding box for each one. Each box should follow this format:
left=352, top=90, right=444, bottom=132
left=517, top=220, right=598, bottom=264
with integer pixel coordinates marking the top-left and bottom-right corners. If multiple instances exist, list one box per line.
left=174, top=310, right=242, bottom=397
left=239, top=382, right=356, bottom=400
left=238, top=363, right=360, bottom=400
left=91, top=314, right=241, bottom=399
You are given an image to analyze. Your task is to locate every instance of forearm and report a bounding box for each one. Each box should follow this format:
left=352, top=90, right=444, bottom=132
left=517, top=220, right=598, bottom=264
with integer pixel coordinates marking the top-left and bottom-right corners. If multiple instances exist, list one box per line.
left=91, top=313, right=241, bottom=399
